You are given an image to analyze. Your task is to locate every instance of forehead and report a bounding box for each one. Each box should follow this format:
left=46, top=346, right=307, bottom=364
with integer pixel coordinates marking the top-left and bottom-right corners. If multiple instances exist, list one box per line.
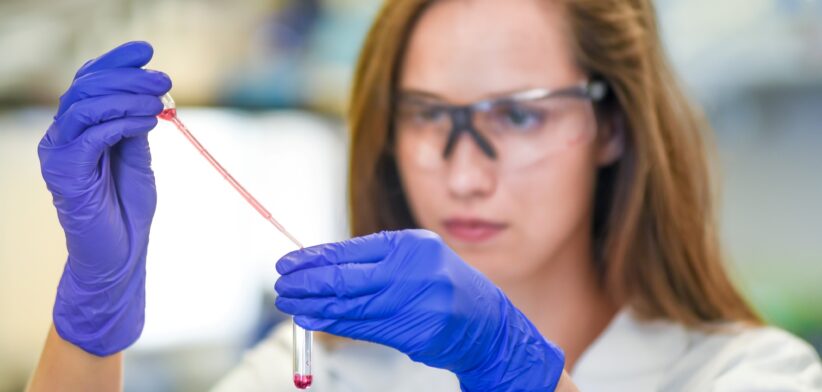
left=399, top=0, right=583, bottom=103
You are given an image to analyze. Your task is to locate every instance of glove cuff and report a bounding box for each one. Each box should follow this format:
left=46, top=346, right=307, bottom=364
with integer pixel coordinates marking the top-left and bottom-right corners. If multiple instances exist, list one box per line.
left=53, top=259, right=146, bottom=356
left=457, top=298, right=565, bottom=391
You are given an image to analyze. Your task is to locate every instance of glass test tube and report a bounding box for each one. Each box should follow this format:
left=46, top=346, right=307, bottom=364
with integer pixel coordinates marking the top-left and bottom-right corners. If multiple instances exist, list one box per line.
left=293, top=321, right=313, bottom=388
left=158, top=93, right=313, bottom=389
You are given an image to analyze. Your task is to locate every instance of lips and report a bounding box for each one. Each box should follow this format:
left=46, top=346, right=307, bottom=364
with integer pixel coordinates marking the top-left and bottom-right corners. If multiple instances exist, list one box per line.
left=443, top=218, right=507, bottom=243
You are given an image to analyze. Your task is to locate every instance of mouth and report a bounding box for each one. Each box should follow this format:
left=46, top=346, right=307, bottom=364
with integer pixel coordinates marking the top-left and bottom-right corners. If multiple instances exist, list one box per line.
left=442, top=218, right=507, bottom=244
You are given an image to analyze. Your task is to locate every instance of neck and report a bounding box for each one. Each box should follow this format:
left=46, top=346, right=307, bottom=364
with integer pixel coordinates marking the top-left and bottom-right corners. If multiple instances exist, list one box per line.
left=497, top=231, right=617, bottom=370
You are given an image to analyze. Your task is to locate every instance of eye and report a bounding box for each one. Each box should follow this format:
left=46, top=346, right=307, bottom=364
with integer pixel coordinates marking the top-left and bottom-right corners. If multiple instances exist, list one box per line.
left=496, top=104, right=544, bottom=131
left=416, top=106, right=446, bottom=123
left=400, top=102, right=447, bottom=126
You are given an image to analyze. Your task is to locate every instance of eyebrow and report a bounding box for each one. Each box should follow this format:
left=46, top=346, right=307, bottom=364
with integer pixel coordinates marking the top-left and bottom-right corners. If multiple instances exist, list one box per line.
left=397, top=89, right=444, bottom=102
left=397, top=86, right=542, bottom=103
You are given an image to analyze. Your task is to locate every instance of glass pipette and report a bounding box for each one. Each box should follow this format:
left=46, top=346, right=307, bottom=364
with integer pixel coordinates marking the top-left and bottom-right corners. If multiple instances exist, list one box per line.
left=158, top=93, right=313, bottom=389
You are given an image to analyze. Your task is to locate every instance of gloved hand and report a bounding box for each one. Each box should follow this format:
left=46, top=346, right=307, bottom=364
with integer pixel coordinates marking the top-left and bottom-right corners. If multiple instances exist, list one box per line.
left=38, top=41, right=171, bottom=356
left=275, top=229, right=565, bottom=391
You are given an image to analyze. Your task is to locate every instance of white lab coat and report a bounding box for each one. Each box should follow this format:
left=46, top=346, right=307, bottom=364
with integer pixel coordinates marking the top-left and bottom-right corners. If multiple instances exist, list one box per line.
left=211, top=309, right=822, bottom=391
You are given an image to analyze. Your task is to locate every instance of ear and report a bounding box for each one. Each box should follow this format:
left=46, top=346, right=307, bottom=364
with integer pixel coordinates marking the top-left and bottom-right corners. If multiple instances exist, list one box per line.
left=597, top=111, right=625, bottom=166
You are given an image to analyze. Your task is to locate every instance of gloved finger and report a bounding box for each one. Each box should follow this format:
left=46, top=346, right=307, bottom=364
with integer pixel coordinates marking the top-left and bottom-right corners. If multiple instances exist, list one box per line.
left=48, top=94, right=163, bottom=146
left=57, top=68, right=171, bottom=118
left=55, top=41, right=159, bottom=117
left=293, top=316, right=407, bottom=342
left=276, top=294, right=384, bottom=320
left=294, top=315, right=337, bottom=332
left=277, top=231, right=394, bottom=275
left=75, top=116, right=159, bottom=164
left=275, top=262, right=387, bottom=298
left=74, top=41, right=154, bottom=81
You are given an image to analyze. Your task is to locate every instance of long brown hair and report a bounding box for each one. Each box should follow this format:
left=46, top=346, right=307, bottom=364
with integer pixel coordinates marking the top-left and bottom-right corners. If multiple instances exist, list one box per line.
left=347, top=0, right=760, bottom=327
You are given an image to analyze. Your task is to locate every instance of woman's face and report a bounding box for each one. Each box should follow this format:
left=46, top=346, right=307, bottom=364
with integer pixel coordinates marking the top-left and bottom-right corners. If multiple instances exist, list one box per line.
left=396, top=0, right=619, bottom=283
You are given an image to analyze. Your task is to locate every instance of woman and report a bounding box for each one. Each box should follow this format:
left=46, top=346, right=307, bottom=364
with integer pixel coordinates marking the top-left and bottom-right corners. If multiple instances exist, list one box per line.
left=28, top=0, right=821, bottom=391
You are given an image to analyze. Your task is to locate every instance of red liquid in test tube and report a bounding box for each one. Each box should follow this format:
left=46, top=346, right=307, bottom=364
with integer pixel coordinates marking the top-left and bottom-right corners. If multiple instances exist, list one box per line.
left=294, top=375, right=313, bottom=389
left=158, top=94, right=313, bottom=389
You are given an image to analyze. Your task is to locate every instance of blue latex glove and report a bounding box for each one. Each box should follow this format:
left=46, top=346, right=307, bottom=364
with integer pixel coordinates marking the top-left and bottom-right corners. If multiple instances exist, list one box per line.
left=275, top=229, right=565, bottom=391
left=38, top=41, right=171, bottom=356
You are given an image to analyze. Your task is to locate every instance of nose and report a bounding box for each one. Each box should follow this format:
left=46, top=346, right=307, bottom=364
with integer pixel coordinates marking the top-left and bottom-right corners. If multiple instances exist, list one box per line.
left=445, top=132, right=497, bottom=202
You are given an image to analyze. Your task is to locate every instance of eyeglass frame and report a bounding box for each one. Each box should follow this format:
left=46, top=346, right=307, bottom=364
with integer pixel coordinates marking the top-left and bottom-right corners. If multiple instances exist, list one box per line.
left=392, top=79, right=609, bottom=161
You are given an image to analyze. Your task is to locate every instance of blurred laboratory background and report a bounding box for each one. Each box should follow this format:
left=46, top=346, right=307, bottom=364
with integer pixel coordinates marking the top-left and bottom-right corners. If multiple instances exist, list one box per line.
left=0, top=0, right=820, bottom=391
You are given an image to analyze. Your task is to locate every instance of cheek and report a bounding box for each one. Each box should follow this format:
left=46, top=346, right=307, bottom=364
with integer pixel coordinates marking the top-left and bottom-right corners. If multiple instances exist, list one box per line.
left=395, top=138, right=444, bottom=228
left=523, top=154, right=596, bottom=240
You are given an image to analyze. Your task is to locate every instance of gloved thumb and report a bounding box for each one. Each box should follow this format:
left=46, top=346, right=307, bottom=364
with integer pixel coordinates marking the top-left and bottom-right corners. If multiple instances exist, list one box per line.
left=75, top=117, right=158, bottom=169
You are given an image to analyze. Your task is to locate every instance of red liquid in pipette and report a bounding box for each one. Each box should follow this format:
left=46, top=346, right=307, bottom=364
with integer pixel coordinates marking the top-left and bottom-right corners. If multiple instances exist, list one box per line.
left=158, top=108, right=177, bottom=121
left=158, top=108, right=303, bottom=248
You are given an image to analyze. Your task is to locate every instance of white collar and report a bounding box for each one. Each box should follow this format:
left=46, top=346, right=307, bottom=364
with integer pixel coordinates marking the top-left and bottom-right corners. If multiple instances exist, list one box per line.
left=571, top=308, right=690, bottom=378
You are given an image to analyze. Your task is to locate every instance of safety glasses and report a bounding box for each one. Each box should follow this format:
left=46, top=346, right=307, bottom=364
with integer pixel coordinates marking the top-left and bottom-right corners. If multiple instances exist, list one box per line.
left=393, top=79, right=608, bottom=171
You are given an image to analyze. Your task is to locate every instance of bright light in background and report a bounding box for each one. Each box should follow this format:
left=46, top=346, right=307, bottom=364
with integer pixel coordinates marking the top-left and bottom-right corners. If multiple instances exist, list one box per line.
left=139, top=108, right=346, bottom=350
left=657, top=0, right=822, bottom=104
